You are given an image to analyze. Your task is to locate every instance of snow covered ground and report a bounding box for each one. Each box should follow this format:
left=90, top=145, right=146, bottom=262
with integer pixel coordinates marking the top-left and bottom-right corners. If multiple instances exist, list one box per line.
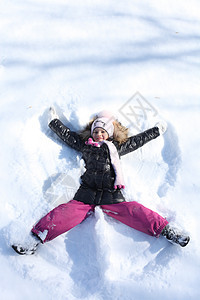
left=0, top=0, right=200, bottom=299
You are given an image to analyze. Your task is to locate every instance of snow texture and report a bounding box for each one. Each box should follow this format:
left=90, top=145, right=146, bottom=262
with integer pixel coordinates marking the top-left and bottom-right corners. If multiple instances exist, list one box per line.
left=0, top=0, right=200, bottom=299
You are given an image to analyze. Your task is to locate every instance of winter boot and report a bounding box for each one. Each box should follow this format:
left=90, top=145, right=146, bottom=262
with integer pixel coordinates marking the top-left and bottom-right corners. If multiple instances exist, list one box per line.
left=12, top=233, right=41, bottom=255
left=161, top=224, right=190, bottom=247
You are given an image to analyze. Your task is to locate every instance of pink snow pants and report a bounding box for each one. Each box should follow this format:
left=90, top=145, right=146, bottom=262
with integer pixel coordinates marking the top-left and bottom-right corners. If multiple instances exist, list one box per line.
left=32, top=200, right=168, bottom=243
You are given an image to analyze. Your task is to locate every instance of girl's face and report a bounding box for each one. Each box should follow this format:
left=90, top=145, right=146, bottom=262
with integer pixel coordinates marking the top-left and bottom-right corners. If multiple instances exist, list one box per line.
left=92, top=127, right=109, bottom=142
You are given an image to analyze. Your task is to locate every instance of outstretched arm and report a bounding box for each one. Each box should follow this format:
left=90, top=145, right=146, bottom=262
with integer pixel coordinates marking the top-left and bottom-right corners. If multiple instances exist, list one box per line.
left=116, top=126, right=160, bottom=156
left=48, top=108, right=84, bottom=152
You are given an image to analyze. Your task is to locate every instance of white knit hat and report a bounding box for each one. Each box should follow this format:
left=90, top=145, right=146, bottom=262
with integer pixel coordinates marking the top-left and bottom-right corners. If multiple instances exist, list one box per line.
left=91, top=111, right=114, bottom=137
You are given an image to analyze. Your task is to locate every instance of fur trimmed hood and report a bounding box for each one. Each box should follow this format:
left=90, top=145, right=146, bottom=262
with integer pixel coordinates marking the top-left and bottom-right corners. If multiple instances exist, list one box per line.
left=80, top=112, right=129, bottom=145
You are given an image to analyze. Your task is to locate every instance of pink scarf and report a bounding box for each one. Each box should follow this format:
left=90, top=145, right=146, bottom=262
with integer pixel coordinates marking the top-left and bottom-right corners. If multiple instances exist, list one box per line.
left=85, top=138, right=125, bottom=189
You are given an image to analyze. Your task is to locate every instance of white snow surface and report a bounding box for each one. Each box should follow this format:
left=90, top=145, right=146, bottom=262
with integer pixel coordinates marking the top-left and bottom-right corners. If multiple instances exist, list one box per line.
left=0, top=0, right=200, bottom=299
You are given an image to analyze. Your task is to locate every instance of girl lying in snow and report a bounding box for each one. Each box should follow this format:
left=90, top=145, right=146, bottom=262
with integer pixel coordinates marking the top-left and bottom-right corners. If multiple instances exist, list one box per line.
left=12, top=109, right=190, bottom=255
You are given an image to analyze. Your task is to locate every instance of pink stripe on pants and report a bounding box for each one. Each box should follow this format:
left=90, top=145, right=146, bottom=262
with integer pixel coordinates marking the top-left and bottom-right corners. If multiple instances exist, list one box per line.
left=32, top=200, right=168, bottom=243
left=101, top=201, right=168, bottom=237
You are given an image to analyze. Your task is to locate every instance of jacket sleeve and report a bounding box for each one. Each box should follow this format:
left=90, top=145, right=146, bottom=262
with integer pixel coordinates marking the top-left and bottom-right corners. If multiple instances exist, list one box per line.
left=116, top=127, right=160, bottom=157
left=49, top=119, right=84, bottom=152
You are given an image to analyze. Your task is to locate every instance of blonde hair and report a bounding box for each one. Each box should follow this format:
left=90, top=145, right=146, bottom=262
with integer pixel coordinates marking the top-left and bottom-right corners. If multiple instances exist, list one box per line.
left=79, top=116, right=129, bottom=145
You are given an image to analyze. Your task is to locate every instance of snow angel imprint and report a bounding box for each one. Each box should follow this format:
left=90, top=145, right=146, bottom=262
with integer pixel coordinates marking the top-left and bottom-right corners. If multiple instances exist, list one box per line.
left=12, top=109, right=190, bottom=255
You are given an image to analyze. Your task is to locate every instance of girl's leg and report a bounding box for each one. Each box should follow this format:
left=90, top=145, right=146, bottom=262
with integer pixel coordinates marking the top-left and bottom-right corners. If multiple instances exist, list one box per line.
left=101, top=201, right=168, bottom=237
left=32, top=200, right=95, bottom=243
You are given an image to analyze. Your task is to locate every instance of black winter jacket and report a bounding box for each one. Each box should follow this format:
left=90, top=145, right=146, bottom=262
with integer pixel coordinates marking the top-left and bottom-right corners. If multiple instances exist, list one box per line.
left=49, top=119, right=160, bottom=205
